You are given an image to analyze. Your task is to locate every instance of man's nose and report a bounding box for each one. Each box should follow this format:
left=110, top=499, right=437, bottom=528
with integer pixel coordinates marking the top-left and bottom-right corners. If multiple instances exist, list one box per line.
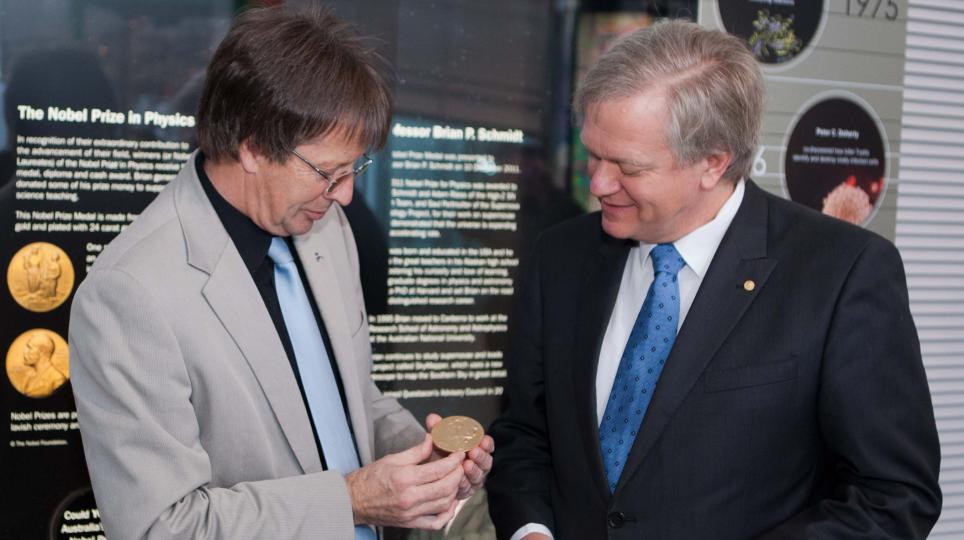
left=589, top=161, right=621, bottom=198
left=329, top=177, right=355, bottom=207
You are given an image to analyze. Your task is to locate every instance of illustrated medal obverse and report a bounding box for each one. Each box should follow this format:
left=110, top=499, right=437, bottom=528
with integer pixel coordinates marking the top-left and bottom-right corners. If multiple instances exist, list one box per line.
left=7, top=242, right=75, bottom=313
left=6, top=329, right=70, bottom=398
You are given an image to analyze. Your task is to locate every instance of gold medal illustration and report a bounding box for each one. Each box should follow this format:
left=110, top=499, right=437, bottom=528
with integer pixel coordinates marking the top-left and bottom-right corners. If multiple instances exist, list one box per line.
left=7, top=242, right=75, bottom=312
left=6, top=329, right=70, bottom=398
left=431, top=415, right=485, bottom=453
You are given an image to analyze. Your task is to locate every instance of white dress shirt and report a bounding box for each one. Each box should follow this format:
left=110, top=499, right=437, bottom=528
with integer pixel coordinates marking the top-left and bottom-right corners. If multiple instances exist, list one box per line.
left=595, top=179, right=744, bottom=419
left=511, top=179, right=745, bottom=540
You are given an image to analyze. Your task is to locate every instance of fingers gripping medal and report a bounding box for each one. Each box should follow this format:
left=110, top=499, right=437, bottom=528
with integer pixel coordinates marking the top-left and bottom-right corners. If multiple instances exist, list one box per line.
left=431, top=416, right=485, bottom=453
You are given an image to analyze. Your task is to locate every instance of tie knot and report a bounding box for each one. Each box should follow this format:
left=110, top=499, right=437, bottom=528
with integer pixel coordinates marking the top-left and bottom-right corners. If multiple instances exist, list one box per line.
left=650, top=243, right=685, bottom=276
left=268, top=237, right=295, bottom=266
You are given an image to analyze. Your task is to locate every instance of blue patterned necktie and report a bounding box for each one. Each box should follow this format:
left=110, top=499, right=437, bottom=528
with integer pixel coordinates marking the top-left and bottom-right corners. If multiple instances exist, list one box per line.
left=599, top=243, right=686, bottom=492
left=268, top=238, right=375, bottom=539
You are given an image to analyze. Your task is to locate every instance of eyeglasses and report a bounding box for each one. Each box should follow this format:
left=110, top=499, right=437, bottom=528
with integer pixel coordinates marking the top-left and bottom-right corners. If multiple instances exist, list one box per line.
left=288, top=147, right=372, bottom=194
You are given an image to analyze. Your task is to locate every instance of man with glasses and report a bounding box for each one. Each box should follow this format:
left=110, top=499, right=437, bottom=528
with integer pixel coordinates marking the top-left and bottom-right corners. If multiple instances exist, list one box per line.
left=69, top=6, right=493, bottom=539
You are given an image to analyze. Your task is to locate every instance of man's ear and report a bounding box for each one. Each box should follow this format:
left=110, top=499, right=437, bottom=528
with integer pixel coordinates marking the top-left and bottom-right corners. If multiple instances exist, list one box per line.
left=237, top=139, right=263, bottom=175
left=700, top=151, right=733, bottom=190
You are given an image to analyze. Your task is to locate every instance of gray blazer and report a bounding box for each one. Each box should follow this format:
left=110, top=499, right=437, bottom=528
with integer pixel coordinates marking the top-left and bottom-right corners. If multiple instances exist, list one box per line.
left=69, top=154, right=424, bottom=539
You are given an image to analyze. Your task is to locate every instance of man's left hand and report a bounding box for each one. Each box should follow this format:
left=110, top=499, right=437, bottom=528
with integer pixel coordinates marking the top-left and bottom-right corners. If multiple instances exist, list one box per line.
left=425, top=413, right=495, bottom=500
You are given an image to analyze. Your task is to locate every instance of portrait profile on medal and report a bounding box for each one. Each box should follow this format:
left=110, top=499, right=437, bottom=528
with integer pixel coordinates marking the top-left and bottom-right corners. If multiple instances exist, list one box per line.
left=6, top=329, right=70, bottom=398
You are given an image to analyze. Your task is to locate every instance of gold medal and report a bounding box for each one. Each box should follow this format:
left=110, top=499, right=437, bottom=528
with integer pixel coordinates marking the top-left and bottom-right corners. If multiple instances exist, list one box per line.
left=431, top=415, right=485, bottom=453
left=6, top=329, right=70, bottom=398
left=7, top=242, right=75, bottom=313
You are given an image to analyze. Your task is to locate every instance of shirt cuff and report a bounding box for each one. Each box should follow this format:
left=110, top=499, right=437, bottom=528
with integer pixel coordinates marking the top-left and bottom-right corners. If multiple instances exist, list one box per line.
left=510, top=523, right=553, bottom=540
left=444, top=498, right=469, bottom=535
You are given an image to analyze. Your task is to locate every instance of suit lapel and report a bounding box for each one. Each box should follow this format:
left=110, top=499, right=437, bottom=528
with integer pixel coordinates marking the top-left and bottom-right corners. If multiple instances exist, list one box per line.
left=572, top=230, right=632, bottom=502
left=615, top=181, right=777, bottom=493
left=202, top=254, right=324, bottom=473
left=293, top=208, right=373, bottom=465
left=174, top=157, right=322, bottom=474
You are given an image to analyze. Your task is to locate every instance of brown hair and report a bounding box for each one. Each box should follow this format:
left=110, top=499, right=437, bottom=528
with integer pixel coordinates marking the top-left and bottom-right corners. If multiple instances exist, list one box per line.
left=574, top=20, right=765, bottom=181
left=196, top=5, right=392, bottom=162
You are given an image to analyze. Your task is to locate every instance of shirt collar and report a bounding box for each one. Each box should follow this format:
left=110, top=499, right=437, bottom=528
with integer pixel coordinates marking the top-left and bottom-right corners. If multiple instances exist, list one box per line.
left=640, top=178, right=746, bottom=278
left=195, top=152, right=273, bottom=276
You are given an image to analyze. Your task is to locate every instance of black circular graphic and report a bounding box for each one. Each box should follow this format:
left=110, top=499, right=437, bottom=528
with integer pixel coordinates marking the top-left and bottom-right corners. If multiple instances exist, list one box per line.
left=784, top=97, right=887, bottom=226
left=717, top=0, right=824, bottom=65
left=49, top=488, right=104, bottom=540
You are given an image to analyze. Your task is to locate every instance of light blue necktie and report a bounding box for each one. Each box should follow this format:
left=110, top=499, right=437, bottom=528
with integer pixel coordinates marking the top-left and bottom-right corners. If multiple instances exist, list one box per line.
left=599, top=243, right=686, bottom=492
left=268, top=238, right=375, bottom=539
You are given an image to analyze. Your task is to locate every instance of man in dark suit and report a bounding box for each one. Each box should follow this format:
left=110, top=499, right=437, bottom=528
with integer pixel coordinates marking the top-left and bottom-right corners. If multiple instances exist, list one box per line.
left=487, top=20, right=941, bottom=539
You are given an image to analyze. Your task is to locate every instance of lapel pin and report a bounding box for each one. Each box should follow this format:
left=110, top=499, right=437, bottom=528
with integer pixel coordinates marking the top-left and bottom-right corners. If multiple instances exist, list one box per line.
left=743, top=279, right=755, bottom=292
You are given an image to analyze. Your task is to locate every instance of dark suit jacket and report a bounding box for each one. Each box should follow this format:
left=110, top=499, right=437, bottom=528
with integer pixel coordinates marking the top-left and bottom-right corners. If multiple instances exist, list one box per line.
left=487, top=180, right=941, bottom=539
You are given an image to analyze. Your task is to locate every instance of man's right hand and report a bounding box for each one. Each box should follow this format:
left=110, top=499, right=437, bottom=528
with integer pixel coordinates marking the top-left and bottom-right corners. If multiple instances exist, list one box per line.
left=346, top=434, right=465, bottom=530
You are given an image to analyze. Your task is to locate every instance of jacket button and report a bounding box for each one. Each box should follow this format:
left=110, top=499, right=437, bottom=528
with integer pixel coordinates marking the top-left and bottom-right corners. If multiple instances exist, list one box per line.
left=608, top=511, right=626, bottom=529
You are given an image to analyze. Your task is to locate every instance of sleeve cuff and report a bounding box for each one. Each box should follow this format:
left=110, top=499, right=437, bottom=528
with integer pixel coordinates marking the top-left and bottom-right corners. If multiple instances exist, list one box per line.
left=510, top=523, right=553, bottom=540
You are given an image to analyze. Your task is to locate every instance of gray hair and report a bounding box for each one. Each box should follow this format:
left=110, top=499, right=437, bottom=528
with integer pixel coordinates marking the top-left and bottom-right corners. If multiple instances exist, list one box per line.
left=574, top=20, right=764, bottom=181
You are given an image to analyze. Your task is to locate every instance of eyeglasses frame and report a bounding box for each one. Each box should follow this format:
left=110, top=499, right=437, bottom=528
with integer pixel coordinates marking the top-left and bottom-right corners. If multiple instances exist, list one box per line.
left=287, top=147, right=372, bottom=194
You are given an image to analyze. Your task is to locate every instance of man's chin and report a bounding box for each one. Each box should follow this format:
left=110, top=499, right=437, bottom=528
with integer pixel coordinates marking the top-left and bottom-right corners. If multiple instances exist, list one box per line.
left=601, top=216, right=634, bottom=240
left=284, top=217, right=316, bottom=236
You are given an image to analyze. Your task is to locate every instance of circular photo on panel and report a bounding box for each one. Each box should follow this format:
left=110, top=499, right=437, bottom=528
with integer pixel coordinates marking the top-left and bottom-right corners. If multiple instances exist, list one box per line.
left=783, top=94, right=888, bottom=226
left=716, top=0, right=825, bottom=65
left=49, top=488, right=103, bottom=540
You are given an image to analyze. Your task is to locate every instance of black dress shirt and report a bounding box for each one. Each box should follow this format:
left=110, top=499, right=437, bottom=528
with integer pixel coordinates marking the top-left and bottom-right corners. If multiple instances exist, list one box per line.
left=195, top=152, right=357, bottom=469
